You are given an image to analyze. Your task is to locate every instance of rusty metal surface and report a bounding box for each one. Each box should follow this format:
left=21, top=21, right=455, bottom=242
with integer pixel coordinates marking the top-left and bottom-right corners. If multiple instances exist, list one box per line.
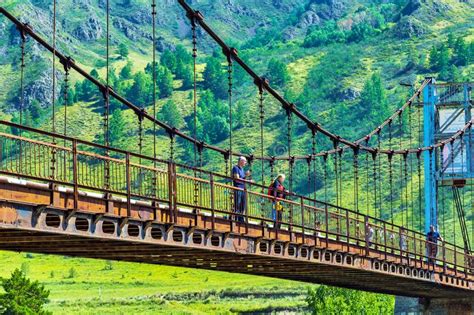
left=0, top=122, right=471, bottom=298
left=0, top=181, right=471, bottom=299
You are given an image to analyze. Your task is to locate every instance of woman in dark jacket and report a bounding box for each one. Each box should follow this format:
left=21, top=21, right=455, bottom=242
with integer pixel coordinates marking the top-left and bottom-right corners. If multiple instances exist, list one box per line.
left=268, top=174, right=288, bottom=228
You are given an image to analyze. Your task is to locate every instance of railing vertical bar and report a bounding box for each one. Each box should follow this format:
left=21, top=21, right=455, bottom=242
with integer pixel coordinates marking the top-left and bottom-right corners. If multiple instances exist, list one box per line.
left=126, top=152, right=131, bottom=217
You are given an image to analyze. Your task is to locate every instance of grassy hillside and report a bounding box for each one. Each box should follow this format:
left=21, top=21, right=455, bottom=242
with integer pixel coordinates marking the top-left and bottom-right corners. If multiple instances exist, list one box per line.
left=0, top=251, right=311, bottom=314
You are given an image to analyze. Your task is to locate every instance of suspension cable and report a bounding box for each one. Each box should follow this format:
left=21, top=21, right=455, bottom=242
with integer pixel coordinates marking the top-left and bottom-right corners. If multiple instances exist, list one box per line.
left=451, top=140, right=456, bottom=245
left=372, top=151, right=377, bottom=218
left=353, top=147, right=359, bottom=214
left=287, top=108, right=293, bottom=193
left=152, top=0, right=157, bottom=163
left=190, top=11, right=198, bottom=169
left=104, top=0, right=110, bottom=148
left=417, top=151, right=422, bottom=231
left=366, top=139, right=370, bottom=215
left=52, top=0, right=57, bottom=134
left=312, top=130, right=317, bottom=202
left=408, top=102, right=414, bottom=230
left=257, top=78, right=266, bottom=188
left=388, top=152, right=394, bottom=224
left=18, top=26, right=27, bottom=133
left=227, top=48, right=235, bottom=176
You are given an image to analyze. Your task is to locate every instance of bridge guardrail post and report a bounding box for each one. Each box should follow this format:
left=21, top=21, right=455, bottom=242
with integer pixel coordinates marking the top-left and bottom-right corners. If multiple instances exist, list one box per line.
left=210, top=173, right=215, bottom=230
left=454, top=244, right=458, bottom=276
left=364, top=216, right=369, bottom=256
left=383, top=222, right=387, bottom=261
left=300, top=197, right=304, bottom=243
left=72, top=140, right=78, bottom=210
left=442, top=240, right=447, bottom=274
left=244, top=186, right=249, bottom=234
left=167, top=162, right=175, bottom=224
left=125, top=152, right=131, bottom=217
left=345, top=209, right=350, bottom=250
left=324, top=204, right=329, bottom=247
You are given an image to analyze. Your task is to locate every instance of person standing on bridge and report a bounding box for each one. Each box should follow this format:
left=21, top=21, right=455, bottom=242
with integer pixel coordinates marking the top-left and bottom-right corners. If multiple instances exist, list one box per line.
left=268, top=174, right=288, bottom=229
left=426, top=225, right=443, bottom=266
left=232, top=156, right=252, bottom=223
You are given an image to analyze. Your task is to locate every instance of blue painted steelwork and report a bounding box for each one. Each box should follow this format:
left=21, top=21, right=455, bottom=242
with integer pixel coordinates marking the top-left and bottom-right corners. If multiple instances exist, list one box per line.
left=423, top=79, right=437, bottom=233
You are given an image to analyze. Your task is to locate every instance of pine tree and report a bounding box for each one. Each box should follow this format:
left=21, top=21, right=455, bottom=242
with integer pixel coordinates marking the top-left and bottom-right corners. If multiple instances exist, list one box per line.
left=118, top=43, right=129, bottom=59
left=359, top=73, right=389, bottom=125
left=203, top=57, right=227, bottom=99
left=157, top=66, right=173, bottom=98
left=175, top=60, right=193, bottom=89
left=127, top=71, right=152, bottom=107
left=109, top=108, right=126, bottom=147
left=0, top=269, right=50, bottom=315
left=161, top=50, right=177, bottom=73
left=159, top=100, right=184, bottom=128
left=175, top=44, right=192, bottom=65
left=267, top=58, right=290, bottom=87
left=120, top=61, right=133, bottom=80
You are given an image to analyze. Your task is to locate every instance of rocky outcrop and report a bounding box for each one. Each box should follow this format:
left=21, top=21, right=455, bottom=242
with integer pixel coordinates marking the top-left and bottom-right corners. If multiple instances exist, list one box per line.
left=310, top=0, right=347, bottom=20
left=156, top=36, right=175, bottom=52
left=294, top=0, right=346, bottom=31
left=337, top=88, right=360, bottom=101
left=298, top=11, right=321, bottom=29
left=72, top=0, right=93, bottom=10
left=123, top=7, right=152, bottom=26
left=73, top=15, right=103, bottom=41
left=112, top=18, right=152, bottom=41
left=394, top=15, right=427, bottom=39
left=23, top=69, right=63, bottom=110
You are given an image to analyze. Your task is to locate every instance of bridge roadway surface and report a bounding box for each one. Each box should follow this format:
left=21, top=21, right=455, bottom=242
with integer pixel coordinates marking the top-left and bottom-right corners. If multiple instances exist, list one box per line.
left=0, top=175, right=472, bottom=299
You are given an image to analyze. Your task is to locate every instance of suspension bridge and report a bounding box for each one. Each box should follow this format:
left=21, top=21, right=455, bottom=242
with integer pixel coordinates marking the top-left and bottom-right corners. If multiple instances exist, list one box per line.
left=0, top=0, right=473, bottom=308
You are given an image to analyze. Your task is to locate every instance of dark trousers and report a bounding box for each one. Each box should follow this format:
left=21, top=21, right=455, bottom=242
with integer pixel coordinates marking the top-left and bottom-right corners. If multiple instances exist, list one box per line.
left=427, top=244, right=438, bottom=265
left=233, top=190, right=246, bottom=222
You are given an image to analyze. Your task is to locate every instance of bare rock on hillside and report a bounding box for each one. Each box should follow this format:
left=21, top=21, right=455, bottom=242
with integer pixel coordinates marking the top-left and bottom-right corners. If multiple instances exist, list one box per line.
left=113, top=18, right=152, bottom=41
left=73, top=15, right=103, bottom=41
left=394, top=15, right=428, bottom=39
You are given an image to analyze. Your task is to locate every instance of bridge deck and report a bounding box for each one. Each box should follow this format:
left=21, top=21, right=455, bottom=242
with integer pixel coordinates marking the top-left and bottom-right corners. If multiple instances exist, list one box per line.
left=0, top=175, right=472, bottom=299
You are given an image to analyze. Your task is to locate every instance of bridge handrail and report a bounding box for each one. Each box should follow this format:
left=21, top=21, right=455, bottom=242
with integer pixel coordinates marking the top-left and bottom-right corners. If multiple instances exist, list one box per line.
left=0, top=122, right=471, bottom=274
left=0, top=120, right=469, bottom=255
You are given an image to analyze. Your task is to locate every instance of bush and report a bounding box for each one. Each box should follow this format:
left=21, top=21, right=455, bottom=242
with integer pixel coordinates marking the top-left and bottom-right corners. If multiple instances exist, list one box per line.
left=0, top=269, right=50, bottom=314
left=306, top=286, right=394, bottom=314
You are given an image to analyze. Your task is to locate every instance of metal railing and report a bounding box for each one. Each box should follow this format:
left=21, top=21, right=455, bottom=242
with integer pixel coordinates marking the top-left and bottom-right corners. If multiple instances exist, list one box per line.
left=0, top=120, right=472, bottom=278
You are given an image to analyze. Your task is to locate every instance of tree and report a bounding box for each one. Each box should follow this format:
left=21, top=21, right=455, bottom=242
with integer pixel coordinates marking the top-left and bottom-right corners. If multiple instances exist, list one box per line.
left=77, top=69, right=100, bottom=101
left=127, top=71, right=152, bottom=107
left=157, top=66, right=173, bottom=98
left=453, top=36, right=469, bottom=66
left=118, top=43, right=129, bottom=59
left=429, top=43, right=449, bottom=73
left=195, top=90, right=229, bottom=143
left=158, top=100, right=184, bottom=128
left=120, top=61, right=133, bottom=80
left=161, top=50, right=177, bottom=73
left=267, top=58, right=290, bottom=88
left=0, top=269, right=50, bottom=314
left=202, top=57, right=227, bottom=99
left=109, top=108, right=126, bottom=147
left=175, top=60, right=193, bottom=89
left=174, top=44, right=192, bottom=65
left=359, top=73, right=389, bottom=125
left=306, top=286, right=393, bottom=315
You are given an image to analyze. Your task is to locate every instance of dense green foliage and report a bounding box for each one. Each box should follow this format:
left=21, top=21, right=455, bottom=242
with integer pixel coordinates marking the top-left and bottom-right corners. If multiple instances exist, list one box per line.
left=306, top=286, right=394, bottom=315
left=267, top=58, right=290, bottom=88
left=0, top=269, right=50, bottom=315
